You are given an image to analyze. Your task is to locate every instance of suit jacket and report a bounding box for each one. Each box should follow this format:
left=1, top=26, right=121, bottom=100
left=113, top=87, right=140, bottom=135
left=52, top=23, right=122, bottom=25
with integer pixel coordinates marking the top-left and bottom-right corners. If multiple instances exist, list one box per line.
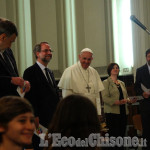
left=0, top=48, right=19, bottom=97
left=102, top=77, right=129, bottom=115
left=135, top=64, right=150, bottom=111
left=23, top=63, right=60, bottom=127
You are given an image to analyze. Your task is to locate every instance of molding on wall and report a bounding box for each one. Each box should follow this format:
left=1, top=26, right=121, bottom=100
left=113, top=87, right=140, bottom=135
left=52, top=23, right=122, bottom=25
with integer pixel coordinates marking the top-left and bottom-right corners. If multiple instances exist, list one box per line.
left=94, top=66, right=108, bottom=76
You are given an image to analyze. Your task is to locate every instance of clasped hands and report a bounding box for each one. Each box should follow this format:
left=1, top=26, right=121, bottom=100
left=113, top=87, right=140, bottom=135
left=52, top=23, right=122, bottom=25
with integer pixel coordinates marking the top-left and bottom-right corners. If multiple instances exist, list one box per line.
left=114, top=99, right=128, bottom=105
left=114, top=98, right=137, bottom=105
left=11, top=77, right=30, bottom=92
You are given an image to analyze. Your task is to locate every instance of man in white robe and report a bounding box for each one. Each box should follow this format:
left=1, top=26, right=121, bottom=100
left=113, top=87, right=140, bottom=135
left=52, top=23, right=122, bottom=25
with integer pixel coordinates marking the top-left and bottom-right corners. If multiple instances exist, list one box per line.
left=58, top=48, right=104, bottom=115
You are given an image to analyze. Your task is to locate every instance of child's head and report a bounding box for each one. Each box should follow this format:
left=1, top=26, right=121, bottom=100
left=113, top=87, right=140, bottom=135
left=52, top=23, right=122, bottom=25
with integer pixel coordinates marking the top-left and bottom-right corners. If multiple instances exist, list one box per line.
left=0, top=96, right=35, bottom=146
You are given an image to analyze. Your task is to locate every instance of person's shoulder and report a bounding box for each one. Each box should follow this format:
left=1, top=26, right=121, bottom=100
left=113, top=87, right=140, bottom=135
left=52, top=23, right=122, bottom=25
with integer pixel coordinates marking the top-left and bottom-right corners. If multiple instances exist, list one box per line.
left=137, top=64, right=147, bottom=72
left=102, top=78, right=110, bottom=88
left=24, top=63, right=37, bottom=72
left=5, top=48, right=14, bottom=57
left=89, top=66, right=98, bottom=73
left=6, top=48, right=13, bottom=54
left=137, top=64, right=147, bottom=70
left=64, top=63, right=77, bottom=71
left=89, top=67, right=101, bottom=79
left=89, top=66, right=95, bottom=70
left=103, top=77, right=110, bottom=83
left=118, top=79, right=125, bottom=85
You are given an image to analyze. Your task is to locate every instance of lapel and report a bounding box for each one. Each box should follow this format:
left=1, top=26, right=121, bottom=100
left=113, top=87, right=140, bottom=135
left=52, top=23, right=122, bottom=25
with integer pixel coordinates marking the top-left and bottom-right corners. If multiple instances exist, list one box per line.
left=143, top=64, right=150, bottom=82
left=34, top=63, right=54, bottom=88
left=4, top=49, right=19, bottom=76
left=107, top=77, right=116, bottom=88
left=47, top=68, right=57, bottom=88
left=0, top=53, right=14, bottom=75
left=107, top=76, right=127, bottom=98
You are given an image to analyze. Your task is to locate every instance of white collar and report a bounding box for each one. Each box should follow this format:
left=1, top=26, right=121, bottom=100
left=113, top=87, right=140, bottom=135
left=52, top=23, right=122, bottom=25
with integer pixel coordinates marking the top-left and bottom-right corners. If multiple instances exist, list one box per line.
left=36, top=61, right=47, bottom=70
left=147, top=62, right=150, bottom=73
left=78, top=61, right=89, bottom=72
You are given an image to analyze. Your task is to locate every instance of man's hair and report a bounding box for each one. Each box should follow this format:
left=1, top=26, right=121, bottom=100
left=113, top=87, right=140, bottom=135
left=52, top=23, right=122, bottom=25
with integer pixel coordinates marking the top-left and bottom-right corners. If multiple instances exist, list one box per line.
left=145, top=48, right=150, bottom=57
left=0, top=96, right=33, bottom=142
left=44, top=95, right=100, bottom=150
left=33, top=42, right=49, bottom=59
left=107, top=63, right=120, bottom=76
left=0, top=18, right=18, bottom=36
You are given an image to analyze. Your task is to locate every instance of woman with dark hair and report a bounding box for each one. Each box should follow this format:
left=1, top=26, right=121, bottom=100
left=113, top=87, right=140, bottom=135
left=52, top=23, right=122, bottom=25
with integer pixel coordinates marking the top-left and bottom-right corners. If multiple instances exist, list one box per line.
left=44, top=95, right=101, bottom=150
left=0, top=96, right=35, bottom=150
left=102, top=63, right=130, bottom=150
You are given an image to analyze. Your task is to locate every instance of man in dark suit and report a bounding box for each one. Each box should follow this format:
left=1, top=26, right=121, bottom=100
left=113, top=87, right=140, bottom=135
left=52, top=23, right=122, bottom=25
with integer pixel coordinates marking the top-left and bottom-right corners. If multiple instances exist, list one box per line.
left=0, top=17, right=30, bottom=98
left=23, top=42, right=60, bottom=150
left=135, top=48, right=150, bottom=150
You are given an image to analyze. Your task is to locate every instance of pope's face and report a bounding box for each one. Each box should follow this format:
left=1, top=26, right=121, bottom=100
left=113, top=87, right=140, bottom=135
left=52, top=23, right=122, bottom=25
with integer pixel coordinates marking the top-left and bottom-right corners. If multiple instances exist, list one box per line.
left=146, top=53, right=150, bottom=65
left=79, top=52, right=93, bottom=69
left=1, top=112, right=35, bottom=147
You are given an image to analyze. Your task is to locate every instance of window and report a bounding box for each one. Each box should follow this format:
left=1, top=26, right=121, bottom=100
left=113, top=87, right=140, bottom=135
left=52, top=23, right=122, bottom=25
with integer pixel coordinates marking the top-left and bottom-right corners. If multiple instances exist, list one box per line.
left=112, top=0, right=133, bottom=75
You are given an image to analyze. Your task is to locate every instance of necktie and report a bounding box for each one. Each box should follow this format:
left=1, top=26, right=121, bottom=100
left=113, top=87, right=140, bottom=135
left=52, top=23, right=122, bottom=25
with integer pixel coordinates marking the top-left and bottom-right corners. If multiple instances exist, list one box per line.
left=45, top=68, right=53, bottom=86
left=3, top=51, right=17, bottom=76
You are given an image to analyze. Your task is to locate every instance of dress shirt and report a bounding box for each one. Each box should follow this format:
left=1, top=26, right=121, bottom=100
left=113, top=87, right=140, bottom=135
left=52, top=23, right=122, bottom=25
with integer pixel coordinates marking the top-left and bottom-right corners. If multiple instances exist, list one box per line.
left=36, top=61, right=53, bottom=85
left=147, top=62, right=150, bottom=74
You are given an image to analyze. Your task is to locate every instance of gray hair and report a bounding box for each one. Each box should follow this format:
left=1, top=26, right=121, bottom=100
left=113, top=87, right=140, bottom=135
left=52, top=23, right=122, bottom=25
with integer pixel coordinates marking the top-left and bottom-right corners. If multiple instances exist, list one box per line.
left=33, top=42, right=49, bottom=59
left=0, top=18, right=18, bottom=37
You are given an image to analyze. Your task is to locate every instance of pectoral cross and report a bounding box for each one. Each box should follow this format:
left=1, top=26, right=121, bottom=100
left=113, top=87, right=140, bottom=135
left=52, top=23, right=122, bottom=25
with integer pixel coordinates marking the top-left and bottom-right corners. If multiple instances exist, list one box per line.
left=86, top=84, right=91, bottom=93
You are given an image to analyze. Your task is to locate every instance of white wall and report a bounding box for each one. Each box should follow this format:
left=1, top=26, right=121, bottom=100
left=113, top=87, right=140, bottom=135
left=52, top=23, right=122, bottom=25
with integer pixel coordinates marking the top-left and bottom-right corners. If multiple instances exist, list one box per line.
left=83, top=0, right=107, bottom=67
left=3, top=0, right=148, bottom=77
left=32, top=0, right=59, bottom=70
left=30, top=0, right=109, bottom=76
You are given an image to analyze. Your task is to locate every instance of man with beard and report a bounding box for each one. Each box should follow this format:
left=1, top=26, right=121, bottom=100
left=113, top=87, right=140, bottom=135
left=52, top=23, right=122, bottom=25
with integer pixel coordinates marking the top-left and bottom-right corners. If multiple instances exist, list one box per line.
left=23, top=42, right=60, bottom=150
left=135, top=48, right=150, bottom=150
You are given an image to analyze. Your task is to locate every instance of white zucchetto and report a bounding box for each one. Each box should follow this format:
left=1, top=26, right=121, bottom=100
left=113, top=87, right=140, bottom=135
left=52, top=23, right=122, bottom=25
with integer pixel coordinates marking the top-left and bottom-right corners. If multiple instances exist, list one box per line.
left=80, top=48, right=93, bottom=54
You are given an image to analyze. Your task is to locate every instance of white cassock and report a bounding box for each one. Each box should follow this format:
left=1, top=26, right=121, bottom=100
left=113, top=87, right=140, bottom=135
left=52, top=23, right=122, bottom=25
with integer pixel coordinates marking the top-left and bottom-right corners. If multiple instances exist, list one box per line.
left=58, top=61, right=104, bottom=115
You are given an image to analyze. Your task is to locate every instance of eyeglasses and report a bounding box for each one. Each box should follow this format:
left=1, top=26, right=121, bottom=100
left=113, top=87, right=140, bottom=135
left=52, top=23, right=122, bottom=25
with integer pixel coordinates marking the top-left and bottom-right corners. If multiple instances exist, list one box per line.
left=40, top=49, right=53, bottom=53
